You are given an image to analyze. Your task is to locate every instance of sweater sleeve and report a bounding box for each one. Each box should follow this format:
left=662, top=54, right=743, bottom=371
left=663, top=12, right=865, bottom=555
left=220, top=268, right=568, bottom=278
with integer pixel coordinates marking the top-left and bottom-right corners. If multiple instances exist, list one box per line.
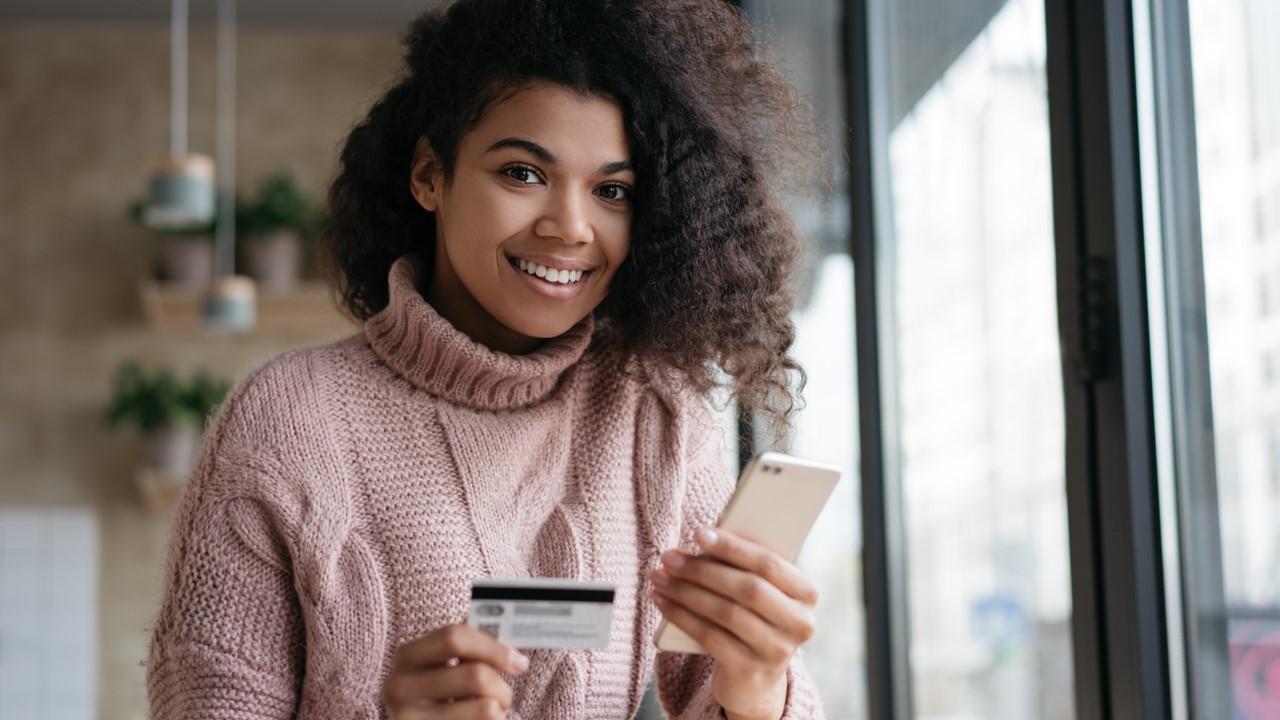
left=654, top=398, right=826, bottom=720
left=146, top=376, right=306, bottom=719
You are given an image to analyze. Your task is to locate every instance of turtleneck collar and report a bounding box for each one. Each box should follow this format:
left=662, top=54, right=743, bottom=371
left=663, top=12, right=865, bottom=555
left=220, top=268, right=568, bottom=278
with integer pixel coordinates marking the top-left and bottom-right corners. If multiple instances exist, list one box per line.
left=364, top=253, right=594, bottom=411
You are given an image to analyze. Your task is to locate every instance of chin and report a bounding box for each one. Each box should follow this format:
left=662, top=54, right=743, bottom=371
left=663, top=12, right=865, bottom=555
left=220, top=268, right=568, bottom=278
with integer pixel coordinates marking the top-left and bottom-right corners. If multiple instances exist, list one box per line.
left=497, top=309, right=588, bottom=340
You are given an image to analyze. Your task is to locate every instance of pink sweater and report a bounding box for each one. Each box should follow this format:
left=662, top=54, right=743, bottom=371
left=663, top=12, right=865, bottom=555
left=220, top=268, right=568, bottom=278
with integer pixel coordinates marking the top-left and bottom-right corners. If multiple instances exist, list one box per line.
left=146, top=253, right=824, bottom=719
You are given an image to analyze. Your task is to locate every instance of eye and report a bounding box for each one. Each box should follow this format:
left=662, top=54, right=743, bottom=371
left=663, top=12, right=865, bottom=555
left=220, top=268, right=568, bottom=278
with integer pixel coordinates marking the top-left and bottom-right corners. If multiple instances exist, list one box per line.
left=501, top=164, right=544, bottom=186
left=595, top=183, right=631, bottom=202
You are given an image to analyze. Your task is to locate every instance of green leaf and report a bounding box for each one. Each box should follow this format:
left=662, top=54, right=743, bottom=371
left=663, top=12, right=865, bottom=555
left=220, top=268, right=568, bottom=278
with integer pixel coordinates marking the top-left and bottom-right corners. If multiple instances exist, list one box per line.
left=104, top=362, right=232, bottom=434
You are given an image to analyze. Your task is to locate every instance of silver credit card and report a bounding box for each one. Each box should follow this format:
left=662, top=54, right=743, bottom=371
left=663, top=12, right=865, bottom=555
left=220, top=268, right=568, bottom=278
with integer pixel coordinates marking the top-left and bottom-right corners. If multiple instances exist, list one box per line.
left=467, top=578, right=616, bottom=650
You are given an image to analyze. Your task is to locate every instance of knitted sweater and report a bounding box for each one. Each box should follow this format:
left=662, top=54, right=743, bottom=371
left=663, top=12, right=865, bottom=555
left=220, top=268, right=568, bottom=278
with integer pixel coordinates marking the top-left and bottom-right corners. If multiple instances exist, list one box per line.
left=146, top=253, right=824, bottom=719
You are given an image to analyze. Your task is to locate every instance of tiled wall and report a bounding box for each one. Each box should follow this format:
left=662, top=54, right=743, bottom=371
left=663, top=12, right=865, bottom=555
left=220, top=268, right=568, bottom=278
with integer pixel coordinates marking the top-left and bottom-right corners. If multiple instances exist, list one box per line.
left=0, top=509, right=97, bottom=720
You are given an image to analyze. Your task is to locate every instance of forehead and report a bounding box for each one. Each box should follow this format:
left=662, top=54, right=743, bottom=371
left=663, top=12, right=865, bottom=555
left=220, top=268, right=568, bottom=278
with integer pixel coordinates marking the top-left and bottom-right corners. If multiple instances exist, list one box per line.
left=463, top=83, right=630, bottom=163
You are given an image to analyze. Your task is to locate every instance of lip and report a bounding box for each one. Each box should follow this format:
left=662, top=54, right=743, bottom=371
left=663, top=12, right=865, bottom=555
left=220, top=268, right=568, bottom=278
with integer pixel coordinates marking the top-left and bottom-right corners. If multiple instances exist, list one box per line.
left=504, top=251, right=599, bottom=273
left=505, top=253, right=592, bottom=301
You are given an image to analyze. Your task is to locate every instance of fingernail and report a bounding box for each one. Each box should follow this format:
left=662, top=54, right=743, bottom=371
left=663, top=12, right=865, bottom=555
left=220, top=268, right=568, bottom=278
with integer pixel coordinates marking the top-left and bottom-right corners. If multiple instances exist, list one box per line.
left=695, top=527, right=718, bottom=548
left=662, top=550, right=685, bottom=569
left=653, top=594, right=668, bottom=607
left=650, top=568, right=670, bottom=586
left=509, top=650, right=529, bottom=673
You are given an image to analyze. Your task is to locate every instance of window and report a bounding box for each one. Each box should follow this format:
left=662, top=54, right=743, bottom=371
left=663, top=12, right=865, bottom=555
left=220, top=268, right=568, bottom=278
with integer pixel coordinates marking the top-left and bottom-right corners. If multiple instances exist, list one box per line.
left=868, top=0, right=1075, bottom=717
left=1137, top=0, right=1280, bottom=715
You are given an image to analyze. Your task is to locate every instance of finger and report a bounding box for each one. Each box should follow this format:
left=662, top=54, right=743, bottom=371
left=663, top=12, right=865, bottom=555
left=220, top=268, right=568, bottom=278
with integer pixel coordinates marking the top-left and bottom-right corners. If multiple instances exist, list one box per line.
left=652, top=592, right=754, bottom=666
left=393, top=625, right=528, bottom=675
left=660, top=550, right=814, bottom=643
left=385, top=694, right=508, bottom=720
left=650, top=568, right=791, bottom=663
left=385, top=662, right=513, bottom=709
left=386, top=707, right=435, bottom=720
left=692, top=527, right=819, bottom=605
left=430, top=662, right=514, bottom=708
left=437, top=697, right=508, bottom=720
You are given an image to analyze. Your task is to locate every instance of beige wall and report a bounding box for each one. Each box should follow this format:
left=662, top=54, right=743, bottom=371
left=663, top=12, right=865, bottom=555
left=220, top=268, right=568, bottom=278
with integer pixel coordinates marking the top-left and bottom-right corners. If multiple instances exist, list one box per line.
left=0, top=22, right=401, bottom=719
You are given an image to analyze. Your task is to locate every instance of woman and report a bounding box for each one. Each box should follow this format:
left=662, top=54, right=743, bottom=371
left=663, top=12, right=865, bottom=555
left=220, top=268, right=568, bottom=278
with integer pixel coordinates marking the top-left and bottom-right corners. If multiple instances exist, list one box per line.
left=146, top=0, right=824, bottom=718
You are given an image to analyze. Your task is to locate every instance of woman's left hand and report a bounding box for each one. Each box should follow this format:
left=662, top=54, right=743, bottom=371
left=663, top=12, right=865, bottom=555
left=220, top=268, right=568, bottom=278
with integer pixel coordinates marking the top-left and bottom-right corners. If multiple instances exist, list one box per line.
left=649, top=527, right=819, bottom=720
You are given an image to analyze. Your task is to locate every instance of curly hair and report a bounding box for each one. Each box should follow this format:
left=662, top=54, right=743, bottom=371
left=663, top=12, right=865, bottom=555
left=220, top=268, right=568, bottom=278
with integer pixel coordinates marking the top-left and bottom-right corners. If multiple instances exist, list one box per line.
left=324, top=0, right=815, bottom=428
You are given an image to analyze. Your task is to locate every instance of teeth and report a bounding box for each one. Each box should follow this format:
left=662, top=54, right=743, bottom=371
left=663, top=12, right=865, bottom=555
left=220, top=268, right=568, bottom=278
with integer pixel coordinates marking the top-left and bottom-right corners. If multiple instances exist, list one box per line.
left=514, top=259, right=587, bottom=285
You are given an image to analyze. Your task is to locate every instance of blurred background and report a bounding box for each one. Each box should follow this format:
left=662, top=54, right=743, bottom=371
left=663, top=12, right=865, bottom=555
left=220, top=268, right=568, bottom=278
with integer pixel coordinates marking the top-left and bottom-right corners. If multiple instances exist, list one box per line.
left=0, top=3, right=401, bottom=717
left=1, top=0, right=1277, bottom=718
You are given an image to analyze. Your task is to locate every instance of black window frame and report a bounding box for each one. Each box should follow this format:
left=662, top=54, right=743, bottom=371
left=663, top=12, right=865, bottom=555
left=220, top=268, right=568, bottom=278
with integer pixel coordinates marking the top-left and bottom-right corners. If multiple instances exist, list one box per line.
left=835, top=0, right=1227, bottom=717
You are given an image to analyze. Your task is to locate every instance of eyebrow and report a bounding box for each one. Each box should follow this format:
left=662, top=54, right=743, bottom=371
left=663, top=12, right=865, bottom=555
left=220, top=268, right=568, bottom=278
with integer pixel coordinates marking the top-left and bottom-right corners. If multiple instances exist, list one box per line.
left=485, top=137, right=632, bottom=175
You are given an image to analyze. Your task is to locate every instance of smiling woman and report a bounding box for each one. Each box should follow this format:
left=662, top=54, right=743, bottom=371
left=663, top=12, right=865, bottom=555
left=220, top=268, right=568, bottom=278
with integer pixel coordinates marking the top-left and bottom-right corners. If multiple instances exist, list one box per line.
left=325, top=0, right=815, bottom=427
left=145, top=1, right=827, bottom=719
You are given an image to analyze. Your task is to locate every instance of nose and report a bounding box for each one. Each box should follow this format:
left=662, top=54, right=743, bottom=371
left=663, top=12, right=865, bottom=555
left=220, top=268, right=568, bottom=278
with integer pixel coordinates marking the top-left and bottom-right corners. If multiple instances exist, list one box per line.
left=533, top=187, right=593, bottom=246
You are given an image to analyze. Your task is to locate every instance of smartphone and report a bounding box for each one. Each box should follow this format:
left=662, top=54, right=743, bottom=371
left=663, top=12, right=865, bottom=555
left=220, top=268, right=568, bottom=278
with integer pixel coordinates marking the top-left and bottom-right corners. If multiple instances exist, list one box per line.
left=653, top=451, right=841, bottom=654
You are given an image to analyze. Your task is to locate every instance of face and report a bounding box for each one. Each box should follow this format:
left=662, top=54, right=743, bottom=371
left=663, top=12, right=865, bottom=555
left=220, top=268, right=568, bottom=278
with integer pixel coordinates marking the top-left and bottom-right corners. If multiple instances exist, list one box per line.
left=410, top=82, right=634, bottom=354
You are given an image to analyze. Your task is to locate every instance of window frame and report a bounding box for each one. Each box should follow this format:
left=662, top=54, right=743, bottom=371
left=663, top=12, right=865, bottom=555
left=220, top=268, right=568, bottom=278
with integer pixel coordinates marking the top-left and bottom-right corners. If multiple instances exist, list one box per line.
left=835, top=0, right=1222, bottom=717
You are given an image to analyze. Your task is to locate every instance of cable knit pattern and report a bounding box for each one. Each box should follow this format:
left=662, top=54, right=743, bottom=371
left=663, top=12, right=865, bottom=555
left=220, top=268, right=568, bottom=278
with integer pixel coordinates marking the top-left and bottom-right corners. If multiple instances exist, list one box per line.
left=146, top=252, right=824, bottom=719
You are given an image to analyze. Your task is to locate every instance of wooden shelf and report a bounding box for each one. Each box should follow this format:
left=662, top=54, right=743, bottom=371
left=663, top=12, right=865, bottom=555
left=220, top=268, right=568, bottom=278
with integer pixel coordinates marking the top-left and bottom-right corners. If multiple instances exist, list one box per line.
left=139, top=279, right=357, bottom=335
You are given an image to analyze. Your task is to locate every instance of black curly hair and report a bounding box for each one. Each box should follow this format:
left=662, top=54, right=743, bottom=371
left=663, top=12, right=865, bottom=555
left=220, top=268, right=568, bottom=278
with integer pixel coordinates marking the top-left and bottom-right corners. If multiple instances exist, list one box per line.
left=324, top=0, right=814, bottom=427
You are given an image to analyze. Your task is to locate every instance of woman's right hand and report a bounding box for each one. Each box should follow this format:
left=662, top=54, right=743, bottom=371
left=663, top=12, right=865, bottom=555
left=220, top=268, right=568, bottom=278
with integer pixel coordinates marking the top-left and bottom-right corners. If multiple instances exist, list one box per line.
left=382, top=624, right=529, bottom=719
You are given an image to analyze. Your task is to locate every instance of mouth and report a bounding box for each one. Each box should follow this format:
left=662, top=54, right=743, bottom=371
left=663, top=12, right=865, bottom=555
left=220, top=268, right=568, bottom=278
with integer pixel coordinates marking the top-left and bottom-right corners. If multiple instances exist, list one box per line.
left=503, top=252, right=597, bottom=300
left=505, top=254, right=595, bottom=286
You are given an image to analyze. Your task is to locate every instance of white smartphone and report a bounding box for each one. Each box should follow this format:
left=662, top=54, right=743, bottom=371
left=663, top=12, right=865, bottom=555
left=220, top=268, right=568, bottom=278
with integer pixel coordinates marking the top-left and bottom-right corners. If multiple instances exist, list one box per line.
left=653, top=451, right=841, bottom=654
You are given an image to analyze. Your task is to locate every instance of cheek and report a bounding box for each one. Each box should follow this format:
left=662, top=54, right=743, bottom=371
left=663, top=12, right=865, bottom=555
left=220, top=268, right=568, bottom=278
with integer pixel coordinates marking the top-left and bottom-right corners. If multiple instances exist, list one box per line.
left=442, top=177, right=535, bottom=254
left=598, top=216, right=632, bottom=273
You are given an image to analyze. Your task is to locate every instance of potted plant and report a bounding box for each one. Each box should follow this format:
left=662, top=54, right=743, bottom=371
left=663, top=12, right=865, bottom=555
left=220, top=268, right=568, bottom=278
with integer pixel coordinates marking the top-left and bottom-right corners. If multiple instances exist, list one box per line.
left=129, top=198, right=216, bottom=289
left=104, top=361, right=232, bottom=479
left=236, top=174, right=325, bottom=291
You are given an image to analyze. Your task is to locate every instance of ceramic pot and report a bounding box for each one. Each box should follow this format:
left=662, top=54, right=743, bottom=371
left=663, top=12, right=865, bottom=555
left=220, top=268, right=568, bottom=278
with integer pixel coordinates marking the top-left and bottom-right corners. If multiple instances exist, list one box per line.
left=157, top=236, right=214, bottom=289
left=243, top=230, right=304, bottom=291
left=144, top=424, right=202, bottom=476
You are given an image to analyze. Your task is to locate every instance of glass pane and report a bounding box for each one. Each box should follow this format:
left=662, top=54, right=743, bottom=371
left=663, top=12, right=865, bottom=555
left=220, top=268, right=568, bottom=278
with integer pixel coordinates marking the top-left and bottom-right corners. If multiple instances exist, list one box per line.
left=744, top=0, right=866, bottom=717
left=873, top=0, right=1076, bottom=717
left=1145, top=0, right=1280, bottom=716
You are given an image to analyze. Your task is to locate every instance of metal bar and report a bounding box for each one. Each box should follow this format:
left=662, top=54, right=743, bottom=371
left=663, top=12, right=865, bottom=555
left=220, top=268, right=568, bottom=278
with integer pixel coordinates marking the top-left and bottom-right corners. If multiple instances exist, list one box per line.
left=1142, top=0, right=1231, bottom=714
left=842, top=0, right=912, bottom=717
left=1044, top=1, right=1110, bottom=715
left=170, top=0, right=188, bottom=159
left=1045, top=0, right=1172, bottom=717
left=214, top=0, right=237, bottom=278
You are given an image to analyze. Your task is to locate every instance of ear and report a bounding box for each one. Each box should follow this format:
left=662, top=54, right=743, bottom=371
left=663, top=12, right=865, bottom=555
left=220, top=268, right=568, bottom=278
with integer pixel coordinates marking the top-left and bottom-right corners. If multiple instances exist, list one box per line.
left=409, top=136, right=444, bottom=212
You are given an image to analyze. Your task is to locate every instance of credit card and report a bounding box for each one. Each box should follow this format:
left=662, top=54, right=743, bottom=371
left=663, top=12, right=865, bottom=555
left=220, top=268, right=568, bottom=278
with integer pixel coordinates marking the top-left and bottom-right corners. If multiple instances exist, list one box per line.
left=467, top=577, right=616, bottom=650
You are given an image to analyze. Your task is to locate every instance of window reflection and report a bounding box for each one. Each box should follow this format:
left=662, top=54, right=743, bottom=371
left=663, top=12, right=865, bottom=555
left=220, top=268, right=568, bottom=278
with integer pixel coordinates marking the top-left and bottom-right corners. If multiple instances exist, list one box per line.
left=879, top=0, right=1075, bottom=717
left=1181, top=0, right=1280, bottom=715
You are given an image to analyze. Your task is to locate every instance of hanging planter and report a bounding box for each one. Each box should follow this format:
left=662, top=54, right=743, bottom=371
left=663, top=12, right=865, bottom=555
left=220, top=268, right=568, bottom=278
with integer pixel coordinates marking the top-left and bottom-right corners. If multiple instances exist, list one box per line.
left=202, top=274, right=257, bottom=332
left=144, top=154, right=217, bottom=231
left=139, top=0, right=256, bottom=332
left=141, top=0, right=215, bottom=233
